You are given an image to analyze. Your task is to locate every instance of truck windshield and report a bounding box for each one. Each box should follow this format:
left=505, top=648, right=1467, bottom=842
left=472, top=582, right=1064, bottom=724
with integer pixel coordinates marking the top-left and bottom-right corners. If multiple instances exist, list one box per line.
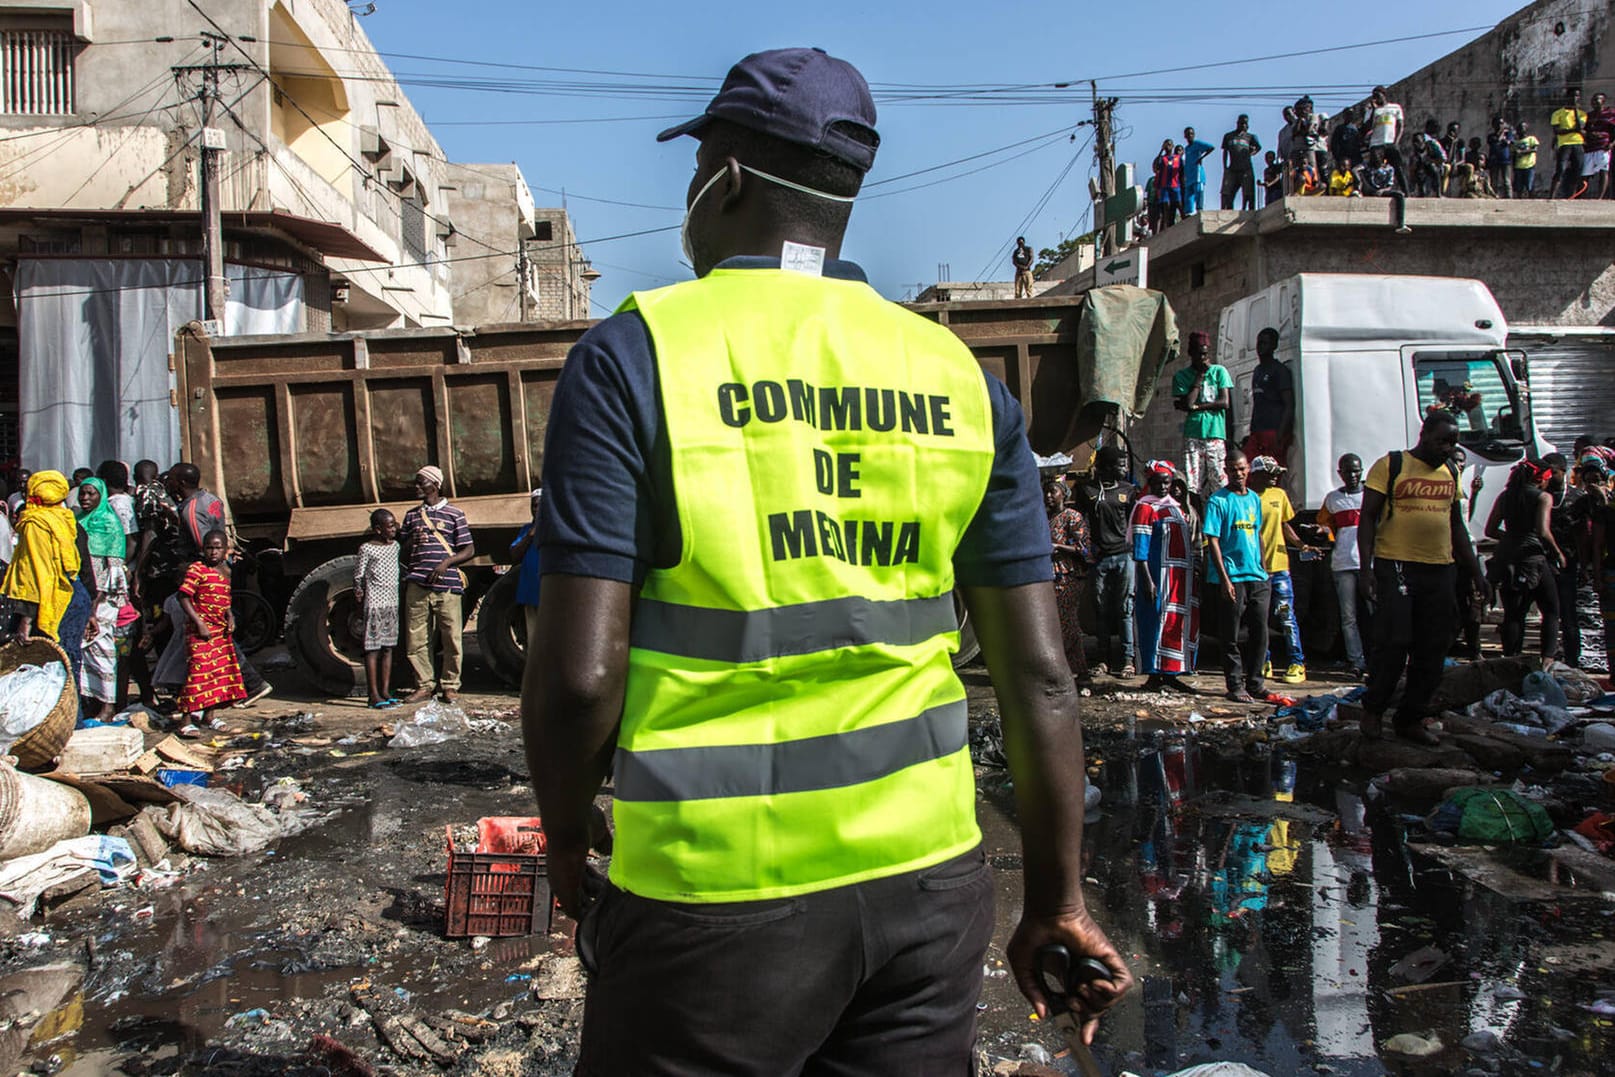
left=1411, top=350, right=1524, bottom=449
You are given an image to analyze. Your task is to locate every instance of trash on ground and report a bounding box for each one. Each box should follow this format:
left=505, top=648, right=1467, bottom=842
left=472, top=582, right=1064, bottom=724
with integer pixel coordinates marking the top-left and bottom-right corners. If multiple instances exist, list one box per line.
left=388, top=703, right=473, bottom=748
left=0, top=834, right=134, bottom=916
left=149, top=785, right=283, bottom=856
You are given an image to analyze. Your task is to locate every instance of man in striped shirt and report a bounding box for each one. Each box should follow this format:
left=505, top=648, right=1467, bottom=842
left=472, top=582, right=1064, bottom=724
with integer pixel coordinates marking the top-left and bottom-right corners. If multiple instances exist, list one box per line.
left=1318, top=453, right=1367, bottom=676
left=400, top=465, right=475, bottom=703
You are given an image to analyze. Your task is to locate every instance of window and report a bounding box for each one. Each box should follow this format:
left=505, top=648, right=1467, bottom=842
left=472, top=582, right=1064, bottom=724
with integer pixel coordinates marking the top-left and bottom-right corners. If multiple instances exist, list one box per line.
left=533, top=221, right=553, bottom=242
left=0, top=15, right=76, bottom=115
left=1412, top=350, right=1524, bottom=446
left=401, top=188, right=427, bottom=262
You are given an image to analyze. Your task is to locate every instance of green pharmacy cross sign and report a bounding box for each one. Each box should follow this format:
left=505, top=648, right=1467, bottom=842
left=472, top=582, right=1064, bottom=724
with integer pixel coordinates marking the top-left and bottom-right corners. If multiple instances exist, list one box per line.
left=1096, top=163, right=1144, bottom=248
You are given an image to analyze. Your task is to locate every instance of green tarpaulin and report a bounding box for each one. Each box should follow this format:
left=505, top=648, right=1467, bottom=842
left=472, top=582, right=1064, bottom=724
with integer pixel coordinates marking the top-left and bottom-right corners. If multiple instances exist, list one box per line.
left=1028, top=285, right=1178, bottom=453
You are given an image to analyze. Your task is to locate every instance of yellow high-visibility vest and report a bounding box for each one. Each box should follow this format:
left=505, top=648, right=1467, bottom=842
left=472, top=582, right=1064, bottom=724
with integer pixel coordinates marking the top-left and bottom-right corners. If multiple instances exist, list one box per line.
left=611, top=267, right=996, bottom=902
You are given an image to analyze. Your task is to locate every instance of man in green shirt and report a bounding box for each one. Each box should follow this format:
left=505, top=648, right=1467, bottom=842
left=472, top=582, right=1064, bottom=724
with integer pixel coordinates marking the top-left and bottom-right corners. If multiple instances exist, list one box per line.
left=1171, top=329, right=1233, bottom=504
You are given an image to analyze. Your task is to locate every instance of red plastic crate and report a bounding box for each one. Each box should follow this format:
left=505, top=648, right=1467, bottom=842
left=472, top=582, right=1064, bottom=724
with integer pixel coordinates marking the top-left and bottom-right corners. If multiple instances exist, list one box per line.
left=443, top=826, right=554, bottom=938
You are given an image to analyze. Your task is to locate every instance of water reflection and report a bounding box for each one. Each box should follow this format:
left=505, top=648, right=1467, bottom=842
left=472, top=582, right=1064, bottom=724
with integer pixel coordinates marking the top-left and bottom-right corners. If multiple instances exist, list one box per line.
left=1079, top=731, right=1614, bottom=1075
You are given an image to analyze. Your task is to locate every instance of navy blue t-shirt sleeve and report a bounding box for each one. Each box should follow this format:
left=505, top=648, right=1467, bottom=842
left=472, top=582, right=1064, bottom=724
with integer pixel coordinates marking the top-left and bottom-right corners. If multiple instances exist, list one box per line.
left=952, top=373, right=1053, bottom=588
left=535, top=312, right=661, bottom=584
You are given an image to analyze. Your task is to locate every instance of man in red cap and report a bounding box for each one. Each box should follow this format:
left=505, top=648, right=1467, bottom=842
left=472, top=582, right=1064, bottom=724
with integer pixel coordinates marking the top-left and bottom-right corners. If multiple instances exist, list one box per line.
left=524, top=46, right=1130, bottom=1075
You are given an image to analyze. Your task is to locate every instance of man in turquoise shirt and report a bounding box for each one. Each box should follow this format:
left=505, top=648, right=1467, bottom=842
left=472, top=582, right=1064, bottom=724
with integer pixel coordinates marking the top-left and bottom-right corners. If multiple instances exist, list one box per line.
left=1171, top=330, right=1233, bottom=504
left=1182, top=126, right=1217, bottom=215
left=1204, top=449, right=1270, bottom=703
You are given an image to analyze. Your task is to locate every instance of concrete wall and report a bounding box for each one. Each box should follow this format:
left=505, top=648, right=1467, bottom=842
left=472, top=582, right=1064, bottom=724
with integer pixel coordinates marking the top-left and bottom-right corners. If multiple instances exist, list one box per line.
left=441, top=162, right=536, bottom=327
left=0, top=0, right=457, bottom=327
left=530, top=208, right=593, bottom=321
left=1377, top=0, right=1615, bottom=151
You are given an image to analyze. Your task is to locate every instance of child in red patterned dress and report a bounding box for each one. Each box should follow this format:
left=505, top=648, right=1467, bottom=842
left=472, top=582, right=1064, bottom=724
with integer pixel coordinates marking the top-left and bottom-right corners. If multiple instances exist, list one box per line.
left=177, top=529, right=244, bottom=735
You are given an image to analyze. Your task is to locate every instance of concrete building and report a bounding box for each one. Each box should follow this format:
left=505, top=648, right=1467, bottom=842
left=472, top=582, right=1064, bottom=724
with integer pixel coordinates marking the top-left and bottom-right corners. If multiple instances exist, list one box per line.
left=528, top=207, right=596, bottom=322
left=440, top=163, right=595, bottom=326
left=0, top=0, right=554, bottom=467
left=441, top=162, right=535, bottom=327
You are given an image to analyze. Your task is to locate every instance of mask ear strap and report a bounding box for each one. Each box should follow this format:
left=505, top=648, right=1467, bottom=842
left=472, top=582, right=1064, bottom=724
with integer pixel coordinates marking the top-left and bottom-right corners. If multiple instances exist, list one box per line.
left=739, top=165, right=856, bottom=204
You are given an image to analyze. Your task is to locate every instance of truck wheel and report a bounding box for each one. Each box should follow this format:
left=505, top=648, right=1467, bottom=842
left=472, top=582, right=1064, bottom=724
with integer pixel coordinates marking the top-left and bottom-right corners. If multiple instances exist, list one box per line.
left=476, top=570, right=527, bottom=690
left=284, top=555, right=366, bottom=697
left=952, top=589, right=982, bottom=669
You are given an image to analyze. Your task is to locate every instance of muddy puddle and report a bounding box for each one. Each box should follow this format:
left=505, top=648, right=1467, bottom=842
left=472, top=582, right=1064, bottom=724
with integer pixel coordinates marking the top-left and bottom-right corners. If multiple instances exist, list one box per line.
left=0, top=703, right=1612, bottom=1074
left=976, top=723, right=1615, bottom=1075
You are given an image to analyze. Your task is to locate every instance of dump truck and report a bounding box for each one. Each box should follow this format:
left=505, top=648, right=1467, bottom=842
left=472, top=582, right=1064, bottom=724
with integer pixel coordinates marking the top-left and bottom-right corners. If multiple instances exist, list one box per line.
left=175, top=285, right=1178, bottom=694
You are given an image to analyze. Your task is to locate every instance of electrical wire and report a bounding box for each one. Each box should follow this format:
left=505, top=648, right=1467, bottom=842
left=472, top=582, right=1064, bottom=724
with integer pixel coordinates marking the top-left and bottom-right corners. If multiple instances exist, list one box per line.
left=12, top=223, right=682, bottom=301
left=862, top=131, right=1077, bottom=201
left=972, top=133, right=1093, bottom=282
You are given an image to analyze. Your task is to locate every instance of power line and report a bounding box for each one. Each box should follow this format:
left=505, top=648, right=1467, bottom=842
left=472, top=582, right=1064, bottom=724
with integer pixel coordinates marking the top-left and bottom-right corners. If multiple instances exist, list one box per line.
left=862, top=131, right=1076, bottom=201
left=11, top=223, right=682, bottom=302
left=865, top=124, right=1083, bottom=187
left=972, top=133, right=1093, bottom=282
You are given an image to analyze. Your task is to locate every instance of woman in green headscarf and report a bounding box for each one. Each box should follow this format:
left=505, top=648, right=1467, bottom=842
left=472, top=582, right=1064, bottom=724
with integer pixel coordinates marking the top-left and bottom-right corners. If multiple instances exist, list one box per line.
left=76, top=477, right=130, bottom=720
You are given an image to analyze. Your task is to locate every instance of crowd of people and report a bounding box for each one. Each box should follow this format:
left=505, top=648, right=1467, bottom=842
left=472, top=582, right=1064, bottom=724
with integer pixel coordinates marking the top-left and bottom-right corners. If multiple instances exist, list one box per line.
left=1044, top=328, right=1615, bottom=746
left=1140, top=85, right=1615, bottom=236
left=0, top=459, right=545, bottom=732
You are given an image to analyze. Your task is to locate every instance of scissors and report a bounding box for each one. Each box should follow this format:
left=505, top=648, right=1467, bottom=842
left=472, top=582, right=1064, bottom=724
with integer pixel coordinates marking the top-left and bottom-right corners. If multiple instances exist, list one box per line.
left=1035, top=944, right=1112, bottom=1077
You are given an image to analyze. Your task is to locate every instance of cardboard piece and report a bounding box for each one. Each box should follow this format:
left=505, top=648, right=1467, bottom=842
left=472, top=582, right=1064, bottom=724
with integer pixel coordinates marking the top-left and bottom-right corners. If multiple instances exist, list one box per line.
left=54, top=727, right=145, bottom=776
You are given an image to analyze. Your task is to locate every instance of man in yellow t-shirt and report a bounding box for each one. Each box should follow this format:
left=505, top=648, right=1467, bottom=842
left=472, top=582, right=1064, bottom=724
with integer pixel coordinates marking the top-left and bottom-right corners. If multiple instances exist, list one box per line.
left=1352, top=411, right=1487, bottom=745
left=1249, top=457, right=1315, bottom=684
left=1550, top=87, right=1587, bottom=199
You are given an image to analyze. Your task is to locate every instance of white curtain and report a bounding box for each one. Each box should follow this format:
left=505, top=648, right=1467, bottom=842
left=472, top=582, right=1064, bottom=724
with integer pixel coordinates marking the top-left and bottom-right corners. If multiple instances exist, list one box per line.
left=15, top=259, right=304, bottom=471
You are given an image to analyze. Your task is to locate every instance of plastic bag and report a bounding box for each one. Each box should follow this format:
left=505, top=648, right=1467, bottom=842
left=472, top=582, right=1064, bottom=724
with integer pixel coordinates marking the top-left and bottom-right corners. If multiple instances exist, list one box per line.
left=1521, top=670, right=1569, bottom=708
left=1434, top=786, right=1554, bottom=845
left=388, top=702, right=472, bottom=748
left=151, top=786, right=282, bottom=856
left=0, top=663, right=65, bottom=753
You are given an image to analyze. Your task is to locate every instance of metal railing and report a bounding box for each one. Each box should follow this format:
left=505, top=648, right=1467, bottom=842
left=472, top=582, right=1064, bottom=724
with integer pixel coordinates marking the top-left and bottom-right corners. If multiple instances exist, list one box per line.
left=1, top=29, right=75, bottom=115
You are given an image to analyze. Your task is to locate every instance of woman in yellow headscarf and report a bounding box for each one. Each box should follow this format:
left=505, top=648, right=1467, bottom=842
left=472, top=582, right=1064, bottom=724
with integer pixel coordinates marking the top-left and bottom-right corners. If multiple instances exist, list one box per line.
left=2, top=471, right=84, bottom=643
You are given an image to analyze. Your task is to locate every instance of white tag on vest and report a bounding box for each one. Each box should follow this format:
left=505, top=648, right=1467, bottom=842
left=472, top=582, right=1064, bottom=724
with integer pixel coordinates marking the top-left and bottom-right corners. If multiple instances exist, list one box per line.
left=780, top=241, right=825, bottom=277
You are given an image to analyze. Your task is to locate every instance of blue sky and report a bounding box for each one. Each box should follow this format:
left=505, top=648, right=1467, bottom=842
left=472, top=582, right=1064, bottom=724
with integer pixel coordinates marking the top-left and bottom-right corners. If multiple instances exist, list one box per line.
left=360, top=0, right=1527, bottom=312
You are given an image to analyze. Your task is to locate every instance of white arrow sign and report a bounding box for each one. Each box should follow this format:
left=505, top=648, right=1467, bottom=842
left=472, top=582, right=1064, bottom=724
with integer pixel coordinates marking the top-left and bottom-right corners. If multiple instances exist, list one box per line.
left=1094, top=247, right=1148, bottom=288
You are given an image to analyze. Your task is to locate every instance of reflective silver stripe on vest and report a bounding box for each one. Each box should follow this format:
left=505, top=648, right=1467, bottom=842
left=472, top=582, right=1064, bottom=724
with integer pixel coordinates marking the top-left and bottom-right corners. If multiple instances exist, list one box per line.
left=630, top=593, right=957, bottom=663
left=614, top=698, right=968, bottom=802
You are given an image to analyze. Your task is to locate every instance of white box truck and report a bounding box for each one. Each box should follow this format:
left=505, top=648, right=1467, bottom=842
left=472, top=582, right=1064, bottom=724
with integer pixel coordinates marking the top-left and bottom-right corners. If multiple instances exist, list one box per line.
left=1217, top=273, right=1551, bottom=534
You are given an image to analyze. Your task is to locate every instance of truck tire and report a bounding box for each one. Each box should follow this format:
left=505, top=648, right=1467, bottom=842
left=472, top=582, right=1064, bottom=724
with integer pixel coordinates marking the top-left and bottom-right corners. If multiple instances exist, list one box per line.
left=477, top=570, right=527, bottom=689
left=284, top=555, right=366, bottom=697
left=952, top=589, right=981, bottom=669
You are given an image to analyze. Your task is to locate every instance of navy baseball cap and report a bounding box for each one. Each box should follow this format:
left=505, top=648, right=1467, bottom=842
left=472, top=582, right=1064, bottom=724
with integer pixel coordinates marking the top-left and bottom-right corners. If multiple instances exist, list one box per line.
left=656, top=47, right=879, bottom=173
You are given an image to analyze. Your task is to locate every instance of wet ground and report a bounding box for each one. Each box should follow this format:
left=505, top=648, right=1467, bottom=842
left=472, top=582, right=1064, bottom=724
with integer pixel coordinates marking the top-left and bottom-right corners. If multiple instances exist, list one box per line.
left=0, top=649, right=1611, bottom=1075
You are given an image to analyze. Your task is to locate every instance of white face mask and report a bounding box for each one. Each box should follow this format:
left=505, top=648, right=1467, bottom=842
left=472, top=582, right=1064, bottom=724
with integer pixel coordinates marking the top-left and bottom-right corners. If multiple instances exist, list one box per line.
left=680, top=163, right=856, bottom=269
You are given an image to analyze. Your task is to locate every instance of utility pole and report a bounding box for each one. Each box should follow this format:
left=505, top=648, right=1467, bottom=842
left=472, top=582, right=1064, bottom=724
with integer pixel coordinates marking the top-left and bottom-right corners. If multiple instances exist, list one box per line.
left=1091, top=81, right=1118, bottom=256
left=516, top=241, right=531, bottom=322
left=195, top=31, right=229, bottom=329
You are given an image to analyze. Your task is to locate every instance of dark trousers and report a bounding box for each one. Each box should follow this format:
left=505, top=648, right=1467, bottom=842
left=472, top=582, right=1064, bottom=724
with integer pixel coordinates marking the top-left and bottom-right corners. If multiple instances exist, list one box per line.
left=1221, top=168, right=1256, bottom=210
left=1554, top=144, right=1585, bottom=198
left=1363, top=560, right=1456, bottom=729
left=1558, top=562, right=1583, bottom=667
left=1219, top=578, right=1270, bottom=692
left=1514, top=166, right=1536, bottom=197
left=1500, top=555, right=1560, bottom=660
left=1093, top=551, right=1135, bottom=671
left=575, top=847, right=994, bottom=1076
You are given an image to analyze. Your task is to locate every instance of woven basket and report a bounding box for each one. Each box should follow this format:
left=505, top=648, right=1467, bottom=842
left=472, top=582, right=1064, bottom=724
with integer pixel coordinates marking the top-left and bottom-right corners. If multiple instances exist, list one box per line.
left=1, top=637, right=78, bottom=772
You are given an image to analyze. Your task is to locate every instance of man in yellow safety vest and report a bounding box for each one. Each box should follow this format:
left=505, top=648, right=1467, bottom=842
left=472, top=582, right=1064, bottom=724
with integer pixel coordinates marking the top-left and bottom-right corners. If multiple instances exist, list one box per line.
left=523, top=46, right=1131, bottom=1074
